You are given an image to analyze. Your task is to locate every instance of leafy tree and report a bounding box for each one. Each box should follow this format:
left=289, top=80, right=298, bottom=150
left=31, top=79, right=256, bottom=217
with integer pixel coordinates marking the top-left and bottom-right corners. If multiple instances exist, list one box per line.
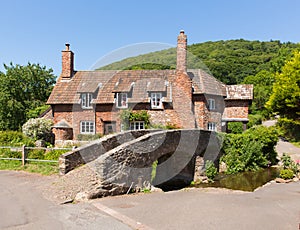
left=266, top=51, right=300, bottom=120
left=243, top=70, right=275, bottom=115
left=99, top=39, right=299, bottom=84
left=0, top=63, right=55, bottom=130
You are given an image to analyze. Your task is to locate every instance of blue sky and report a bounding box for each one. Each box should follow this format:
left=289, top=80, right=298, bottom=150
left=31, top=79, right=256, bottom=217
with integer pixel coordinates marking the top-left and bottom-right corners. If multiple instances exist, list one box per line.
left=1, top=0, right=300, bottom=76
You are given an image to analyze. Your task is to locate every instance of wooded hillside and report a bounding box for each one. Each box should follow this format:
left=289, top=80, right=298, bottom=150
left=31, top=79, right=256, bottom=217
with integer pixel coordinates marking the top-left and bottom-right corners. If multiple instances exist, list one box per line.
left=99, top=39, right=299, bottom=84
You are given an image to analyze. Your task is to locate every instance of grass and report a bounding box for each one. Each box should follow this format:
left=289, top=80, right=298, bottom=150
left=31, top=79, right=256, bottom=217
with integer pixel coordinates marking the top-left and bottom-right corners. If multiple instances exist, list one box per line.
left=0, top=160, right=58, bottom=175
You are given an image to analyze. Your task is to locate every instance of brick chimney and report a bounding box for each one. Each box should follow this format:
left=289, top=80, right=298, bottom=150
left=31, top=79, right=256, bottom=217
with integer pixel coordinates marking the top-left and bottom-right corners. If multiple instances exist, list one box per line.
left=172, top=31, right=196, bottom=129
left=176, top=30, right=187, bottom=73
left=61, top=43, right=74, bottom=80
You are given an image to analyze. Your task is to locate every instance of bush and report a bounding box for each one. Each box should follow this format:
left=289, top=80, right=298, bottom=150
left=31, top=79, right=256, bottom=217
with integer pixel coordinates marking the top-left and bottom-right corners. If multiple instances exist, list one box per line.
left=22, top=118, right=53, bottom=141
left=205, top=160, right=218, bottom=181
left=0, top=149, right=22, bottom=158
left=279, top=169, right=294, bottom=180
left=221, top=125, right=278, bottom=174
left=247, top=114, right=263, bottom=128
left=228, top=122, right=243, bottom=134
left=277, top=118, right=300, bottom=141
left=44, top=149, right=68, bottom=160
left=27, top=149, right=45, bottom=159
left=281, top=153, right=299, bottom=174
left=0, top=131, right=34, bottom=147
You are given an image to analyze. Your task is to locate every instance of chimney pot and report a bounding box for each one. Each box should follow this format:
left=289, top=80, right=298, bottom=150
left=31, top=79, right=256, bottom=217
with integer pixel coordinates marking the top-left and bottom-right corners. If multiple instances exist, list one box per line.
left=65, top=43, right=70, bottom=51
left=180, top=30, right=185, bottom=34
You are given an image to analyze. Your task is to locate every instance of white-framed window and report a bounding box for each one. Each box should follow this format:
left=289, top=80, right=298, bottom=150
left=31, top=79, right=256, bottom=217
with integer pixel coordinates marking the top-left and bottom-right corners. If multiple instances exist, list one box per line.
left=207, top=122, right=216, bottom=131
left=81, top=93, right=93, bottom=109
left=130, top=121, right=145, bottom=130
left=80, top=121, right=95, bottom=134
left=116, top=93, right=128, bottom=108
left=208, top=98, right=216, bottom=110
left=151, top=93, right=162, bottom=109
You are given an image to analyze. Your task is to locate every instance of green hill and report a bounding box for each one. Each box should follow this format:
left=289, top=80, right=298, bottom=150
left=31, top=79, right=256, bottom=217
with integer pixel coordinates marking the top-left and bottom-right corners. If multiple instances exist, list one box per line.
left=98, top=39, right=299, bottom=84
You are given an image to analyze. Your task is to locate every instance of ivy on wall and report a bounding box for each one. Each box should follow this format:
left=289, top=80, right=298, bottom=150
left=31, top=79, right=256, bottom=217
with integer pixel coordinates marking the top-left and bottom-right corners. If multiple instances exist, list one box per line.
left=120, top=110, right=150, bottom=130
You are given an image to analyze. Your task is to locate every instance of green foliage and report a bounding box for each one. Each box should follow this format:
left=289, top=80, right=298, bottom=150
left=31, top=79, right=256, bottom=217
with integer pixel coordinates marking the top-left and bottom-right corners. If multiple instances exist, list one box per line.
left=151, top=160, right=158, bottom=182
left=205, top=160, right=218, bottom=181
left=279, top=169, right=294, bottom=180
left=99, top=39, right=299, bottom=85
left=22, top=118, right=53, bottom=141
left=27, top=149, right=45, bottom=159
left=228, top=122, right=243, bottom=134
left=266, top=51, right=300, bottom=120
left=120, top=109, right=150, bottom=130
left=0, top=160, right=58, bottom=175
left=26, top=105, right=50, bottom=119
left=124, top=63, right=174, bottom=70
left=77, top=133, right=102, bottom=141
left=0, top=131, right=34, bottom=146
left=44, top=149, right=68, bottom=160
left=277, top=118, right=300, bottom=142
left=243, top=70, right=275, bottom=116
left=0, top=63, right=56, bottom=130
left=0, top=148, right=22, bottom=158
left=247, top=114, right=263, bottom=128
left=221, top=125, right=278, bottom=174
left=280, top=153, right=299, bottom=174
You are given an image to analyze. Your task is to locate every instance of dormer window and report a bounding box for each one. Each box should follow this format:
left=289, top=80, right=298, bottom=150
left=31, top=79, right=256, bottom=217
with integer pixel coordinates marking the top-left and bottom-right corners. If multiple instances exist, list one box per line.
left=208, top=98, right=216, bottom=110
left=81, top=93, right=93, bottom=109
left=116, top=93, right=128, bottom=108
left=151, top=92, right=162, bottom=109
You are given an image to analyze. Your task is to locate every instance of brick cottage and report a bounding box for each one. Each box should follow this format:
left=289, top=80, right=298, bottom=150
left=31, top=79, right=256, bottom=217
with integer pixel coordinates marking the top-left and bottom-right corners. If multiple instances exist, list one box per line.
left=46, top=31, right=253, bottom=141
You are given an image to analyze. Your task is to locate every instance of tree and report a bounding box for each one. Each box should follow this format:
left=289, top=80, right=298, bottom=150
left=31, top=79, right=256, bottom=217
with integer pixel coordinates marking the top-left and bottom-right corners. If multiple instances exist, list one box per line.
left=0, top=63, right=56, bottom=130
left=266, top=51, right=300, bottom=120
left=243, top=70, right=275, bottom=115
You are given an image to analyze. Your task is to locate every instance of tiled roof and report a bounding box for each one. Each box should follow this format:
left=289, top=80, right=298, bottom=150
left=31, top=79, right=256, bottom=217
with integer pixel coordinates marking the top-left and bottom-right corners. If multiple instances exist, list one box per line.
left=226, top=84, right=253, bottom=100
left=47, top=69, right=251, bottom=105
left=188, top=69, right=226, bottom=96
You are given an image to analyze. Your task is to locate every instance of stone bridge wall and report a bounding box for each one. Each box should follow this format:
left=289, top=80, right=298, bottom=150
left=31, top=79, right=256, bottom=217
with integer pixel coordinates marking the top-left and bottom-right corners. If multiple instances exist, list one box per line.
left=59, top=129, right=223, bottom=197
left=59, top=130, right=159, bottom=175
left=88, top=129, right=223, bottom=193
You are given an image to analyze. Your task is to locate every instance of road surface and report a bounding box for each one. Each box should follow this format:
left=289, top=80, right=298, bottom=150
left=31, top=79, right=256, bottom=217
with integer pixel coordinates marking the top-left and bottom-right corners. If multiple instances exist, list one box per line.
left=0, top=170, right=131, bottom=230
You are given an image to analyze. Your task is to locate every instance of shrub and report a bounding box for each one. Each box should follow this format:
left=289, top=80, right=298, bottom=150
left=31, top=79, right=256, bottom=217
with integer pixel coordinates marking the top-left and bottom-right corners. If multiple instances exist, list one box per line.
left=0, top=131, right=34, bottom=147
left=0, top=149, right=22, bottom=158
left=205, top=160, right=218, bottom=181
left=247, top=114, right=263, bottom=128
left=22, top=118, right=53, bottom=142
left=27, top=149, right=45, bottom=159
left=279, top=169, right=294, bottom=180
left=280, top=153, right=299, bottom=174
left=228, top=122, right=243, bottom=134
left=277, top=118, right=300, bottom=142
left=221, top=125, right=278, bottom=174
left=44, top=149, right=68, bottom=160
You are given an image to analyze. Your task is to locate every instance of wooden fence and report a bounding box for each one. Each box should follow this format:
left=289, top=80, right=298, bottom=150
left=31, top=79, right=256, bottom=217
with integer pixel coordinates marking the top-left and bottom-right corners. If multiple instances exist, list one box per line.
left=0, top=145, right=72, bottom=166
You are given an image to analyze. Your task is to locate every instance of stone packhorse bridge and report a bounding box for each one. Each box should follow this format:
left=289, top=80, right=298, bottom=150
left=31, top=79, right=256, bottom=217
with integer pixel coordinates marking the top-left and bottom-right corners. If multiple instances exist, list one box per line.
left=59, top=129, right=223, bottom=197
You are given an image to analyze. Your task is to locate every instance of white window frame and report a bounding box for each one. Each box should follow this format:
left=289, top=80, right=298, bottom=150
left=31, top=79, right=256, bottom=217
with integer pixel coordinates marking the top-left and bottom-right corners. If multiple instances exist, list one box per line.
left=208, top=98, right=216, bottom=110
left=207, top=122, right=216, bottom=131
left=80, top=121, right=95, bottom=134
left=81, top=93, right=93, bottom=109
left=151, top=92, right=163, bottom=109
left=116, top=93, right=128, bottom=108
left=130, top=121, right=145, bottom=130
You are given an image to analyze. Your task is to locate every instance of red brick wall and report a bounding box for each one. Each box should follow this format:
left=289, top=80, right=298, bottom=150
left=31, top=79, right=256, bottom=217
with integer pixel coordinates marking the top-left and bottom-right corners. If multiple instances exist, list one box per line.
left=223, top=100, right=249, bottom=119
